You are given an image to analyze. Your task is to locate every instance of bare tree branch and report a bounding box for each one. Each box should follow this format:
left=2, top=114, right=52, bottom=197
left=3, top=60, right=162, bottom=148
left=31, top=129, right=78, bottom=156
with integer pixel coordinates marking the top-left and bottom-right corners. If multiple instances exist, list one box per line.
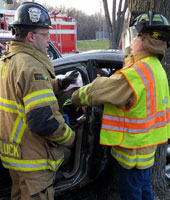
left=102, top=0, right=128, bottom=49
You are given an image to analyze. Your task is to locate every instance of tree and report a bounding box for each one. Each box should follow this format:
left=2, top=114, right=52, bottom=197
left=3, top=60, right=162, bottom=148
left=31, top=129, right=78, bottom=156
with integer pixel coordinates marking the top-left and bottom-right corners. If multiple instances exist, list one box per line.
left=128, top=0, right=170, bottom=199
left=102, top=0, right=128, bottom=49
left=60, top=8, right=103, bottom=40
left=8, top=0, right=24, bottom=9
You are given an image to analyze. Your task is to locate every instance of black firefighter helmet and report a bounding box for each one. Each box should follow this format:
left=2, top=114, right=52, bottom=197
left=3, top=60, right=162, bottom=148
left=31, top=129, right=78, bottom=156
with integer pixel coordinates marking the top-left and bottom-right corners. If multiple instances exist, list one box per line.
left=122, top=11, right=170, bottom=54
left=130, top=11, right=170, bottom=41
left=10, top=2, right=51, bottom=28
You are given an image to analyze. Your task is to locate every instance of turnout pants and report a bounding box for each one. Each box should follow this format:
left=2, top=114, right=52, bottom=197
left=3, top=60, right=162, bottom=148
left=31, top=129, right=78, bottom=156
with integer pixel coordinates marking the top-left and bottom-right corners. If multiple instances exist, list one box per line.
left=9, top=170, right=55, bottom=200
left=117, top=165, right=154, bottom=200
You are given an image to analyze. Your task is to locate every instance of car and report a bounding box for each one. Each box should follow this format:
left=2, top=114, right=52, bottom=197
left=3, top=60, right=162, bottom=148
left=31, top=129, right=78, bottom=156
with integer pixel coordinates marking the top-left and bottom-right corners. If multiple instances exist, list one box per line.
left=1, top=49, right=169, bottom=199
left=0, top=49, right=124, bottom=199
left=47, top=42, right=62, bottom=60
left=0, top=30, right=62, bottom=60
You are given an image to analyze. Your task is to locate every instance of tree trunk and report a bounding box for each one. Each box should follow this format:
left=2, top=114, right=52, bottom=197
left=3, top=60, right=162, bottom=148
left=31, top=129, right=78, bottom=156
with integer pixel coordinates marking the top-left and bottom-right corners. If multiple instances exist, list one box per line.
left=128, top=0, right=170, bottom=199
left=151, top=143, right=170, bottom=200
left=102, top=0, right=128, bottom=49
left=102, top=0, right=113, bottom=49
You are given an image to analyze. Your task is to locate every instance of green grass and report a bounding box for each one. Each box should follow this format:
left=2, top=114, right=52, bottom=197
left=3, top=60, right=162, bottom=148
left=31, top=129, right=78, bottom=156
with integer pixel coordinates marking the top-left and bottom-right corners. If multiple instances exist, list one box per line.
left=77, top=40, right=109, bottom=51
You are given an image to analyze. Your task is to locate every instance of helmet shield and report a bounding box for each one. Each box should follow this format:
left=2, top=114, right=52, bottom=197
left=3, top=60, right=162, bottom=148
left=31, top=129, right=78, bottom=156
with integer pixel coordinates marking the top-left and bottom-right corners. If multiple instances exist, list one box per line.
left=121, top=26, right=139, bottom=55
left=10, top=2, right=52, bottom=28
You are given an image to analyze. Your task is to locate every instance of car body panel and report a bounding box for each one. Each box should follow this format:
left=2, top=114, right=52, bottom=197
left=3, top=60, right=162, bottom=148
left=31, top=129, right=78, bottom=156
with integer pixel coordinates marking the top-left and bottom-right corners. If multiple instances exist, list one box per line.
left=52, top=49, right=123, bottom=67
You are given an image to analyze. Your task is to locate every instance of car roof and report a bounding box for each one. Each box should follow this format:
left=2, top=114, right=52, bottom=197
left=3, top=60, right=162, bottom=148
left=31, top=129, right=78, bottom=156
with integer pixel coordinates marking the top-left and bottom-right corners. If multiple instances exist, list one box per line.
left=52, top=49, right=124, bottom=68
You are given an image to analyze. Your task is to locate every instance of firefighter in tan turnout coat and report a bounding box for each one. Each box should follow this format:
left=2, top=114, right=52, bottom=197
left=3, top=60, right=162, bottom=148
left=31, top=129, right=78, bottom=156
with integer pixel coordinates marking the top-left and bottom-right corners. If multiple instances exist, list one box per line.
left=0, top=2, right=77, bottom=200
left=71, top=12, right=170, bottom=200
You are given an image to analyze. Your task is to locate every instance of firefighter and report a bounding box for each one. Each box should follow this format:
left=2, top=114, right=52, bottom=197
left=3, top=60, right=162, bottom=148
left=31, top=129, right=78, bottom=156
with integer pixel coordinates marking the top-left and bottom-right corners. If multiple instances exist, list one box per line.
left=0, top=2, right=77, bottom=200
left=70, top=11, right=170, bottom=199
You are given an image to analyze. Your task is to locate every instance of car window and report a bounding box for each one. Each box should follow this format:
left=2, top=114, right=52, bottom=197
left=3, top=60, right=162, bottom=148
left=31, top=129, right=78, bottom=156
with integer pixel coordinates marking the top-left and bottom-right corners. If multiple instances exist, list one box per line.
left=54, top=66, right=89, bottom=114
left=47, top=43, right=62, bottom=60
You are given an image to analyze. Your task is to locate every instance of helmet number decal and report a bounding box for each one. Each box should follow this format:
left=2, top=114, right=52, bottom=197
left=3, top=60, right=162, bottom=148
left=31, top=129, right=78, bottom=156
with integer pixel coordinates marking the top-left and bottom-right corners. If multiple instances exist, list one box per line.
left=28, top=7, right=41, bottom=23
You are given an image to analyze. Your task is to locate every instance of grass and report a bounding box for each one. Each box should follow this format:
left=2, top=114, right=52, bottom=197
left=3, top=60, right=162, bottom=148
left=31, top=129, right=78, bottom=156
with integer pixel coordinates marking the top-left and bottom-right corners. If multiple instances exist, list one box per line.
left=77, top=40, right=109, bottom=51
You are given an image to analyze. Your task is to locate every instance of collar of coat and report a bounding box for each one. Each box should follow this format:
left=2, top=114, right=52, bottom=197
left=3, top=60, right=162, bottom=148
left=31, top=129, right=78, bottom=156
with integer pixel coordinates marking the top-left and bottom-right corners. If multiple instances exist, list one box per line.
left=8, top=41, right=55, bottom=78
left=124, top=51, right=158, bottom=67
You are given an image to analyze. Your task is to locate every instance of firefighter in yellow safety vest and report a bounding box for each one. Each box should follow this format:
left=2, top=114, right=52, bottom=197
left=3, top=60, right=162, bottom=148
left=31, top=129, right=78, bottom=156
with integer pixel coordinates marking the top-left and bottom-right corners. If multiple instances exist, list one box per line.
left=0, top=2, right=77, bottom=200
left=71, top=11, right=170, bottom=200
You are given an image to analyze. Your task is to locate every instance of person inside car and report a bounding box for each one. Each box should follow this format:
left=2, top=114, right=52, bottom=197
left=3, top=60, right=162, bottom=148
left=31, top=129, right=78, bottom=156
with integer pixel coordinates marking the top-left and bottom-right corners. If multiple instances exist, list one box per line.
left=70, top=11, right=170, bottom=200
left=0, top=2, right=78, bottom=200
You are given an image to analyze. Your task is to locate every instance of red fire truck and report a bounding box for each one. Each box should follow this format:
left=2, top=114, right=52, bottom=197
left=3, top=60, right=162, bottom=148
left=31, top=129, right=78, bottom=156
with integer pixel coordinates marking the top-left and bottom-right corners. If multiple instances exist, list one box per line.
left=0, top=9, right=77, bottom=53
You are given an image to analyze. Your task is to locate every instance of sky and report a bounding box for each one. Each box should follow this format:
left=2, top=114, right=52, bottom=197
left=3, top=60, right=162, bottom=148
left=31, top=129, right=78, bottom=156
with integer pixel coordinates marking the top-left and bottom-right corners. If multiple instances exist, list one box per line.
left=36, top=0, right=112, bottom=15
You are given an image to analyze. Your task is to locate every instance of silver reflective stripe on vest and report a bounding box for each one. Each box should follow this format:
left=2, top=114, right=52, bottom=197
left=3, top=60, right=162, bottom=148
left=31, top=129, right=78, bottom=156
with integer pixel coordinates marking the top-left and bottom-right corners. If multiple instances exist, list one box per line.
left=55, top=126, right=72, bottom=144
left=0, top=101, right=17, bottom=110
left=133, top=65, right=151, bottom=115
left=111, top=150, right=155, bottom=163
left=24, top=93, right=55, bottom=106
left=103, top=115, right=124, bottom=122
left=1, top=156, right=64, bottom=171
left=13, top=117, right=24, bottom=143
left=0, top=101, right=25, bottom=113
left=102, top=124, right=123, bottom=132
left=103, top=111, right=166, bottom=123
left=141, top=61, right=157, bottom=113
left=102, top=110, right=167, bottom=133
left=125, top=111, right=166, bottom=123
left=102, top=122, right=166, bottom=133
left=124, top=122, right=166, bottom=133
left=167, top=108, right=170, bottom=122
left=2, top=161, right=60, bottom=169
left=80, top=86, right=88, bottom=105
left=0, top=98, right=26, bottom=143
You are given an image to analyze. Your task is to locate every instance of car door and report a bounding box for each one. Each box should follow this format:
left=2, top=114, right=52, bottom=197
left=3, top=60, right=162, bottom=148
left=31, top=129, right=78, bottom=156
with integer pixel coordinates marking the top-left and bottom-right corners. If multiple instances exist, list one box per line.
left=53, top=62, right=111, bottom=197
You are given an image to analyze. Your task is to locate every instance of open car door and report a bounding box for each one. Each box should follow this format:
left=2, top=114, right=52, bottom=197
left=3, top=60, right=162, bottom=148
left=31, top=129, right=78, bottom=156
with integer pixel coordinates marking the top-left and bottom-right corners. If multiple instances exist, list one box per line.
left=53, top=61, right=111, bottom=198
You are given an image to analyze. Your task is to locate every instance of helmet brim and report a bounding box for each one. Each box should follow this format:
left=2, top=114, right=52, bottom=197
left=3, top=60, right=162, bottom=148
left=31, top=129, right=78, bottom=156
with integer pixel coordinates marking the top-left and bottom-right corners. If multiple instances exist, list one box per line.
left=142, top=25, right=170, bottom=32
left=10, top=21, right=52, bottom=29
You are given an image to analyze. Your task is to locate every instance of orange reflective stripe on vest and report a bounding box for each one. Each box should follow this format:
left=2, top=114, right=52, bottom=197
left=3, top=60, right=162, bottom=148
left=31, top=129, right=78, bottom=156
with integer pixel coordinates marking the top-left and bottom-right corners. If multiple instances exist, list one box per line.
left=133, top=62, right=157, bottom=115
left=102, top=109, right=170, bottom=134
left=100, top=57, right=170, bottom=148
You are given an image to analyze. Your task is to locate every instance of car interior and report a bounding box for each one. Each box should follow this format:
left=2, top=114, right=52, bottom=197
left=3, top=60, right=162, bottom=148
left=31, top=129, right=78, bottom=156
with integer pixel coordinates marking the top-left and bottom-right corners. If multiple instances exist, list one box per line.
left=52, top=62, right=120, bottom=194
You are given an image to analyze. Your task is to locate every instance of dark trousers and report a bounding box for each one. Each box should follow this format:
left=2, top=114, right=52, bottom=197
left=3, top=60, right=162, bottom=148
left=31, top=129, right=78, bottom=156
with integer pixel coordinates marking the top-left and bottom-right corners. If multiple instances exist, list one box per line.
left=117, top=165, right=154, bottom=200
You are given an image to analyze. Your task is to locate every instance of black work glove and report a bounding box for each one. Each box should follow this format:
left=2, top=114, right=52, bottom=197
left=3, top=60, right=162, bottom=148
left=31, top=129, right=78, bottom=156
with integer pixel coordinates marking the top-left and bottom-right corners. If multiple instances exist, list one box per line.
left=63, top=99, right=78, bottom=116
left=58, top=71, right=79, bottom=90
left=63, top=99, right=85, bottom=129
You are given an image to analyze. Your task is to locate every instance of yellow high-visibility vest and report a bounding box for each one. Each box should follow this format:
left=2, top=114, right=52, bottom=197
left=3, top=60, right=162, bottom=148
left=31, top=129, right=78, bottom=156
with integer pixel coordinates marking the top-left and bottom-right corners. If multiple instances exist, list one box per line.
left=100, top=56, right=170, bottom=148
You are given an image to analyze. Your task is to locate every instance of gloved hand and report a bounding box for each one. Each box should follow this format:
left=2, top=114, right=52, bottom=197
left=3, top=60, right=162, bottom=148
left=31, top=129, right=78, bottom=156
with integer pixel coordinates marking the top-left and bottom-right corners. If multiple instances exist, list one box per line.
left=62, top=98, right=78, bottom=115
left=63, top=98, right=85, bottom=129
left=59, top=71, right=79, bottom=90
